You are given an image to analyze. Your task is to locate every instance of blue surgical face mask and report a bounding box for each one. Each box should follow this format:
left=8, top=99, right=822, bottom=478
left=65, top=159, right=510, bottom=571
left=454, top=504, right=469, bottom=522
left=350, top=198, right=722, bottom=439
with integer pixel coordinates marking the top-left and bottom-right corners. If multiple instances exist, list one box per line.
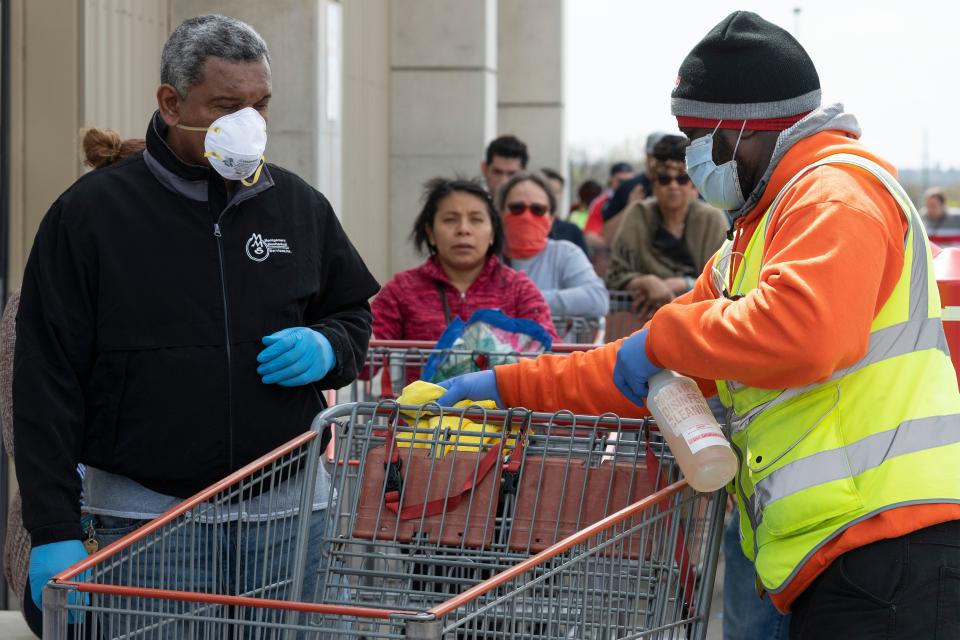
left=685, top=121, right=746, bottom=211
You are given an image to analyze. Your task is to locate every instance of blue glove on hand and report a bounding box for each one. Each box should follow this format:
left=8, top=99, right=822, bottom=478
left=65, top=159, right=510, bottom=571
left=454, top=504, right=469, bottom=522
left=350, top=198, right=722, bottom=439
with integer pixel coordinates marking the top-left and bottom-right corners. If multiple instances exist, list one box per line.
left=29, top=540, right=89, bottom=610
left=436, top=370, right=503, bottom=408
left=613, top=328, right=664, bottom=407
left=257, top=327, right=336, bottom=386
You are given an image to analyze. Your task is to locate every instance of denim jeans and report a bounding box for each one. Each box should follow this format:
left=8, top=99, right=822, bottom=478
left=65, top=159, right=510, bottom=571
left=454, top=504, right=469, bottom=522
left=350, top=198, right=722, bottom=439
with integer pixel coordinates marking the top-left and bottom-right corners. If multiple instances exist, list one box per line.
left=89, top=509, right=333, bottom=639
left=723, top=511, right=791, bottom=640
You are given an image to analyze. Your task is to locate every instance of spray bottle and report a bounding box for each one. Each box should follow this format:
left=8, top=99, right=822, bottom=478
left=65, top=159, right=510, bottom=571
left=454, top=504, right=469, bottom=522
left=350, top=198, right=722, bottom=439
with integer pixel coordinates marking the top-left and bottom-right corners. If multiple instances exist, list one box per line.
left=646, top=370, right=738, bottom=492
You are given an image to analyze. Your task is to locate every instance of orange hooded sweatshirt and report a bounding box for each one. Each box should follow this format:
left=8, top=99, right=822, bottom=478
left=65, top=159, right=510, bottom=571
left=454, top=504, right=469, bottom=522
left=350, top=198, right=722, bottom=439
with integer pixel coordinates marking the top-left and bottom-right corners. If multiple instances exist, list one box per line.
left=495, top=122, right=960, bottom=611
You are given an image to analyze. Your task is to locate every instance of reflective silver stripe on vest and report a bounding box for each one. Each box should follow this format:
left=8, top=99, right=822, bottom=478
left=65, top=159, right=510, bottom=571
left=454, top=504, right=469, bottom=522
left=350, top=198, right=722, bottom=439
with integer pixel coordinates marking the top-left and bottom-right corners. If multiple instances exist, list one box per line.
left=725, top=154, right=944, bottom=435
left=729, top=316, right=950, bottom=434
left=831, top=316, right=948, bottom=379
left=754, top=413, right=960, bottom=512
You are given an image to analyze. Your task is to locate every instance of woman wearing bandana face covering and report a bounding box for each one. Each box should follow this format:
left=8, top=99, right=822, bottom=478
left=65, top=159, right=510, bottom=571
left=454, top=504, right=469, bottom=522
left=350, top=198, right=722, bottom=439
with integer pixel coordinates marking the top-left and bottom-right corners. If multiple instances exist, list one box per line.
left=436, top=11, right=960, bottom=640
left=497, top=172, right=609, bottom=320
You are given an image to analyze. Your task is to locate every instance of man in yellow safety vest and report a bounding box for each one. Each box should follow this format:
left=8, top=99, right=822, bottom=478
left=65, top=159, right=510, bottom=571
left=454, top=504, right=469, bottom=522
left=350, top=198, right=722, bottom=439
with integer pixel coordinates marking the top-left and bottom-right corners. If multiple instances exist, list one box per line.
left=437, top=11, right=960, bottom=638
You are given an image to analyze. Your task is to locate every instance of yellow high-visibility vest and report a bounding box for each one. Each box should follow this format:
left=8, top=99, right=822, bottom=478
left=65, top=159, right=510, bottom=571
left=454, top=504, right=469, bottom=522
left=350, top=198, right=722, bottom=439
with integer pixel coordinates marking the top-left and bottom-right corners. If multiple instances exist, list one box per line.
left=713, top=153, right=960, bottom=593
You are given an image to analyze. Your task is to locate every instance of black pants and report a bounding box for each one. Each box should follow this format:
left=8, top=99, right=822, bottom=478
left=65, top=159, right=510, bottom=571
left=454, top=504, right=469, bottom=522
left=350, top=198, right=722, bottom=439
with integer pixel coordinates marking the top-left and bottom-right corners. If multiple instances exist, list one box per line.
left=23, top=580, right=43, bottom=637
left=790, top=519, right=960, bottom=639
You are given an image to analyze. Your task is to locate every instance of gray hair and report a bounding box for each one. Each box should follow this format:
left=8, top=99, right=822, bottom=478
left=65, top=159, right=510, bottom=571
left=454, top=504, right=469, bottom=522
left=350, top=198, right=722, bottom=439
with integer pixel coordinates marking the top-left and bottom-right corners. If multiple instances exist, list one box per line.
left=161, top=15, right=270, bottom=96
left=495, top=171, right=557, bottom=216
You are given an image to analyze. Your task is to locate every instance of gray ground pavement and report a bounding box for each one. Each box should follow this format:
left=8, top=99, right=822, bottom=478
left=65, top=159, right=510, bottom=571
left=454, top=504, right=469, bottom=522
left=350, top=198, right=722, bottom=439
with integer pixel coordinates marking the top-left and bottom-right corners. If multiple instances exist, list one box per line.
left=707, top=550, right=725, bottom=639
left=0, top=609, right=32, bottom=639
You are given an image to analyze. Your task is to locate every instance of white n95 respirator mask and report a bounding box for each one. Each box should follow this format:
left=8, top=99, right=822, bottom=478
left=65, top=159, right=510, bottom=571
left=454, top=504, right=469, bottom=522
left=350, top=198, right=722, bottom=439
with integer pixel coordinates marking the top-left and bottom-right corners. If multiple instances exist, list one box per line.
left=177, top=107, right=267, bottom=185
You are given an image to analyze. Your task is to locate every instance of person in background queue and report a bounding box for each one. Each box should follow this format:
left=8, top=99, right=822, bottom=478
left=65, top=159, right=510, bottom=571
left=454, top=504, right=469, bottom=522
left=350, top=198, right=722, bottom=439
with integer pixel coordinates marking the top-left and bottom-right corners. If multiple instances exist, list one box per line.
left=497, top=172, right=609, bottom=319
left=606, top=135, right=727, bottom=321
left=480, top=134, right=527, bottom=196
left=542, top=167, right=589, bottom=255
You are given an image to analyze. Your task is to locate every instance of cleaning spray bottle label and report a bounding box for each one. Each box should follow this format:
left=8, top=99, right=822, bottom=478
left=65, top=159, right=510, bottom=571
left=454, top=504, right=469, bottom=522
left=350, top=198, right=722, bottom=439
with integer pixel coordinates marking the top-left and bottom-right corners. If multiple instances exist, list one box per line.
left=655, top=381, right=728, bottom=454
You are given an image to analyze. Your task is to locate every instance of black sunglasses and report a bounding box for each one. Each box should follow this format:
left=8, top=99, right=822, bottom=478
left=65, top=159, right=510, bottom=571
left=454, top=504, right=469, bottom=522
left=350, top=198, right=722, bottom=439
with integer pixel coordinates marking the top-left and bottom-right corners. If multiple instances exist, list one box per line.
left=506, top=202, right=550, bottom=216
left=656, top=174, right=691, bottom=186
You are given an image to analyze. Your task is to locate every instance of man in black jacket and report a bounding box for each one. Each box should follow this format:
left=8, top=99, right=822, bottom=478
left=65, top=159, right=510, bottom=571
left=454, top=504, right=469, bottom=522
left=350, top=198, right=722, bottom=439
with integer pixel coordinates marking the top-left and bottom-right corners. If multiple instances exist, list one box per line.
left=14, top=14, right=379, bottom=624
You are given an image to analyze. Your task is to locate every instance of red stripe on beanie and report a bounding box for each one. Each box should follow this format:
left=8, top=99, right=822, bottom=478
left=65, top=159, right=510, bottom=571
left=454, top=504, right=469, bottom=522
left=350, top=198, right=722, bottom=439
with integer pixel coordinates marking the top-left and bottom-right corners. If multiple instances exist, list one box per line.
left=676, top=113, right=811, bottom=132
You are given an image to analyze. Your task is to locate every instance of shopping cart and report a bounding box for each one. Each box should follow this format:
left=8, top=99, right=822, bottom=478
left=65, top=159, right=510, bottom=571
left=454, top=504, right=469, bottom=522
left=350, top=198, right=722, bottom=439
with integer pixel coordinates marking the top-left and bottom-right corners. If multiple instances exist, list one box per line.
left=45, top=402, right=724, bottom=639
left=604, top=290, right=644, bottom=343
left=344, top=340, right=595, bottom=404
left=552, top=315, right=604, bottom=344
left=590, top=245, right=612, bottom=279
left=929, top=233, right=960, bottom=248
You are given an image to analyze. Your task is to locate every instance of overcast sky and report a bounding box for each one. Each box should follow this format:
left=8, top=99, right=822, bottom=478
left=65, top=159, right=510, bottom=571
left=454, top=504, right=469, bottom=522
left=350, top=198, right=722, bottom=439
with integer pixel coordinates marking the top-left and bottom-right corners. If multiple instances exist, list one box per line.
left=565, top=0, right=958, bottom=170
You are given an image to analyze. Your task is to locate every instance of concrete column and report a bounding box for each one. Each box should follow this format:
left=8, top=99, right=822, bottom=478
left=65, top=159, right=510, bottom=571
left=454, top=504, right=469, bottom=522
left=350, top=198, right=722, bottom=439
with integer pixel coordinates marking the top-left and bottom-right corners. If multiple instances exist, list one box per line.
left=5, top=0, right=85, bottom=608
left=497, top=0, right=565, bottom=174
left=341, top=0, right=390, bottom=283
left=389, top=0, right=498, bottom=273
left=84, top=0, right=169, bottom=139
left=7, top=0, right=85, bottom=291
left=169, top=0, right=339, bottom=201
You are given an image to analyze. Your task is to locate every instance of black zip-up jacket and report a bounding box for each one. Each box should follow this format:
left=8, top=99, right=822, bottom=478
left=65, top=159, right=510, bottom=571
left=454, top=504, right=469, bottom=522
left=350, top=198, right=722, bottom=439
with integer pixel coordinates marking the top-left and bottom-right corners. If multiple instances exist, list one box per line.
left=13, top=114, right=380, bottom=545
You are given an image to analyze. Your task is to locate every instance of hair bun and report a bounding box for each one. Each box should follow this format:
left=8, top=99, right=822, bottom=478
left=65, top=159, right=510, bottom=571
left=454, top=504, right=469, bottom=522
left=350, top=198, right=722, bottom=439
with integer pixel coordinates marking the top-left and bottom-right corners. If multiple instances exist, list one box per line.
left=81, top=128, right=145, bottom=170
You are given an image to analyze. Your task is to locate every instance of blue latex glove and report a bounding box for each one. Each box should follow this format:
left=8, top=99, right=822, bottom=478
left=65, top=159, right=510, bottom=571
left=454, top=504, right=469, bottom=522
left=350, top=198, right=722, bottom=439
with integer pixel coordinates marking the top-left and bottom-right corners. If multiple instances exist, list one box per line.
left=436, top=370, right=503, bottom=408
left=257, top=327, right=336, bottom=386
left=29, top=540, right=89, bottom=611
left=613, top=328, right=664, bottom=407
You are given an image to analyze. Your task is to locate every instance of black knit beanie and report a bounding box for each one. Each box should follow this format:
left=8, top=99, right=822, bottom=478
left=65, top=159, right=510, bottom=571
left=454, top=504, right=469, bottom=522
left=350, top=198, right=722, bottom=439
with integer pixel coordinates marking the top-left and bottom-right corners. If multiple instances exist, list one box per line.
left=672, top=11, right=820, bottom=123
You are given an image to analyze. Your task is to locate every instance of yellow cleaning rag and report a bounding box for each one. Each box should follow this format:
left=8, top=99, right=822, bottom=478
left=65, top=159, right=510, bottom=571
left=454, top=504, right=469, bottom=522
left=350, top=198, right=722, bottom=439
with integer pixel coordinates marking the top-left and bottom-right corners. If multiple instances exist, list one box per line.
left=394, top=381, right=517, bottom=455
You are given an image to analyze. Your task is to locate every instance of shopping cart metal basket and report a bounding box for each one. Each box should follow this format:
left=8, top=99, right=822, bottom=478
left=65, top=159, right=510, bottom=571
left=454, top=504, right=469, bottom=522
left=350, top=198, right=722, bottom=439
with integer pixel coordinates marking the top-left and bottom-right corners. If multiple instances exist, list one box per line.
left=604, top=290, right=645, bottom=343
left=344, top=340, right=594, bottom=404
left=45, top=402, right=724, bottom=639
left=552, top=315, right=604, bottom=344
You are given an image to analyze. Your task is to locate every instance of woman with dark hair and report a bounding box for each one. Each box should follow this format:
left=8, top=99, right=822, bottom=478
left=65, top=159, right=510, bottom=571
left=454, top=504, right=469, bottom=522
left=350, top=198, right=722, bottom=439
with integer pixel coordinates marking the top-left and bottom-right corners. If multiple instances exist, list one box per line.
left=372, top=177, right=556, bottom=342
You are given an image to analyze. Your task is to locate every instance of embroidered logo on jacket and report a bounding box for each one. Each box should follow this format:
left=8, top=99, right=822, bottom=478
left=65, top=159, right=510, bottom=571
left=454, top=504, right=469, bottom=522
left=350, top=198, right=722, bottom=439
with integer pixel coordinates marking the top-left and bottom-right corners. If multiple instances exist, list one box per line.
left=245, top=233, right=292, bottom=262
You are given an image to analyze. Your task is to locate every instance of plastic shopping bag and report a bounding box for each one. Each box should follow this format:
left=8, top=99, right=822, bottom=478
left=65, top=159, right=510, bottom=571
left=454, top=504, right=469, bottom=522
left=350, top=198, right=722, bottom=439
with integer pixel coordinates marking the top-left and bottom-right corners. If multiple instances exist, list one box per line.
left=422, top=308, right=552, bottom=382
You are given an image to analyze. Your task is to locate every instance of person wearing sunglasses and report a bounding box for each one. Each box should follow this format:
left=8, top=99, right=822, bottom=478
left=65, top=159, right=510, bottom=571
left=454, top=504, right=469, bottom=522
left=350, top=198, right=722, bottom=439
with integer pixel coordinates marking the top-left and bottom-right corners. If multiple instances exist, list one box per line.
left=606, top=135, right=727, bottom=322
left=437, top=12, right=960, bottom=639
left=495, top=172, right=610, bottom=320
